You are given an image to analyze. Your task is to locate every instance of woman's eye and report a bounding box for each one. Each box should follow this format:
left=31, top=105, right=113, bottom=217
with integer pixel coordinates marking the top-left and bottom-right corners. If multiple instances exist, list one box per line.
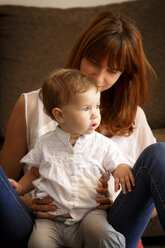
left=108, top=69, right=117, bottom=74
left=89, top=59, right=97, bottom=66
left=82, top=107, right=89, bottom=111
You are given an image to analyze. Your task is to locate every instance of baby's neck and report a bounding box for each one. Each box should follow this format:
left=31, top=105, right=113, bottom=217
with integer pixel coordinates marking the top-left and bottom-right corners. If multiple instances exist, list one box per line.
left=69, top=133, right=81, bottom=146
left=58, top=125, right=82, bottom=146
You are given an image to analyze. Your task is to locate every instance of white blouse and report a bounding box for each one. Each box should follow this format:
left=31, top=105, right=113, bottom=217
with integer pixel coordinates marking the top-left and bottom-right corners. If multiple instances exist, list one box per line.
left=21, top=126, right=132, bottom=224
left=23, top=89, right=156, bottom=200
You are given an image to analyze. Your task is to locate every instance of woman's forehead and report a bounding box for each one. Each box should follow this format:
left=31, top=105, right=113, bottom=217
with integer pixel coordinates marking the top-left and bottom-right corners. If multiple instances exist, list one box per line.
left=84, top=36, right=130, bottom=71
left=88, top=53, right=123, bottom=70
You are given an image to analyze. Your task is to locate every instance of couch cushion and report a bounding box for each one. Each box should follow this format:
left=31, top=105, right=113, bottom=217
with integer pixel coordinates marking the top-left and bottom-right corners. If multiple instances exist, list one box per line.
left=143, top=215, right=165, bottom=237
left=152, top=128, right=165, bottom=142
left=0, top=0, right=165, bottom=138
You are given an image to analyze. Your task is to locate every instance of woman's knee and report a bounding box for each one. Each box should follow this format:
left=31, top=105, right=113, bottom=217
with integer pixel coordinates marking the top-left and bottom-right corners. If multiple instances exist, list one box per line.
left=137, top=142, right=165, bottom=169
left=142, top=142, right=165, bottom=160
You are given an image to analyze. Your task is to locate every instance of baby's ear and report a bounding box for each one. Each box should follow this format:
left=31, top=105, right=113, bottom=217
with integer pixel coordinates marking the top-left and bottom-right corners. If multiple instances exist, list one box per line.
left=52, top=108, right=64, bottom=123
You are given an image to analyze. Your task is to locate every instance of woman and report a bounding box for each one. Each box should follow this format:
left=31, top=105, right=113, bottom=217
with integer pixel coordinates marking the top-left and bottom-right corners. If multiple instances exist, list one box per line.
left=0, top=11, right=164, bottom=248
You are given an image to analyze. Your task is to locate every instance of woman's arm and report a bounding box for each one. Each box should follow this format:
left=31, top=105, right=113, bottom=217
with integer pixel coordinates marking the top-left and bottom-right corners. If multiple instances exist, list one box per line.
left=9, top=166, right=39, bottom=195
left=0, top=95, right=57, bottom=218
left=19, top=167, right=40, bottom=194
left=0, top=95, right=27, bottom=179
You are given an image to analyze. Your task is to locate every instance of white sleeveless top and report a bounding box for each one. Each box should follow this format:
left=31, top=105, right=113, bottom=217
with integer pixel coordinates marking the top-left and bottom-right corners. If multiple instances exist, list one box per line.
left=23, top=89, right=156, bottom=200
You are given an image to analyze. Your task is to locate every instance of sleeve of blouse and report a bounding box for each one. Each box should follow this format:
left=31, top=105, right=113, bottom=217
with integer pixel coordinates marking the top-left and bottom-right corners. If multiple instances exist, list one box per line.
left=102, top=139, right=133, bottom=172
left=20, top=138, right=42, bottom=167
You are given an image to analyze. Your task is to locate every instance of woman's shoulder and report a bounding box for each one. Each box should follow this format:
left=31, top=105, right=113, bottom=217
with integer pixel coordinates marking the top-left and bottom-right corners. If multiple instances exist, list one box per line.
left=22, top=88, right=55, bottom=149
left=23, top=88, right=40, bottom=97
left=22, top=89, right=41, bottom=111
left=135, top=106, right=147, bottom=124
left=136, top=106, right=145, bottom=116
left=22, top=89, right=40, bottom=103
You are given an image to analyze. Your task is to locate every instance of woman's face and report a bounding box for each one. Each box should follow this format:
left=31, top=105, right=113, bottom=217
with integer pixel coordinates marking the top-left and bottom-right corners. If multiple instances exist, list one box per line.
left=80, top=57, right=122, bottom=92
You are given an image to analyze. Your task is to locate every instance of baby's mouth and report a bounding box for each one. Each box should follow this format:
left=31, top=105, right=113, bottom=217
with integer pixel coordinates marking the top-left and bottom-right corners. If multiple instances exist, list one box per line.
left=89, top=123, right=98, bottom=130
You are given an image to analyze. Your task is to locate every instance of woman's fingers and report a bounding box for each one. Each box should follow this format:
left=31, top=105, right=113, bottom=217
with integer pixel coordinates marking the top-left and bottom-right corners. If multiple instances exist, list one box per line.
left=32, top=196, right=54, bottom=205
left=96, top=177, right=113, bottom=210
left=98, top=177, right=109, bottom=197
left=96, top=197, right=113, bottom=210
left=31, top=197, right=56, bottom=213
left=96, top=186, right=109, bottom=197
left=35, top=211, right=57, bottom=220
left=97, top=204, right=113, bottom=210
left=99, top=177, right=108, bottom=188
left=96, top=196, right=113, bottom=204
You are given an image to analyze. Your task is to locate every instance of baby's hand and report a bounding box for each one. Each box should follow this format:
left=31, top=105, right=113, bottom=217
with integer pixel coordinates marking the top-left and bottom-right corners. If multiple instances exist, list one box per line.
left=8, top=178, right=22, bottom=195
left=112, top=164, right=135, bottom=194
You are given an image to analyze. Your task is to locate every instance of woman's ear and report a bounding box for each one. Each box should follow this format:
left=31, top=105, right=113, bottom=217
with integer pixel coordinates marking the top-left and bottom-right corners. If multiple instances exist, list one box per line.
left=52, top=108, right=64, bottom=123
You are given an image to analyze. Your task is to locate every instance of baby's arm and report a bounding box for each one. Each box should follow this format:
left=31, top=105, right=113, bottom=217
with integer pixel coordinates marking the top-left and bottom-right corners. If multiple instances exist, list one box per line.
left=9, top=166, right=40, bottom=195
left=111, top=164, right=135, bottom=194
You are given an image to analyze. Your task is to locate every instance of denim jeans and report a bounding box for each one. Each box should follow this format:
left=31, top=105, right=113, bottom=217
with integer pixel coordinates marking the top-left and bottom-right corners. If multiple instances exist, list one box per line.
left=107, top=142, right=165, bottom=248
left=0, top=166, right=34, bottom=248
left=0, top=142, right=165, bottom=248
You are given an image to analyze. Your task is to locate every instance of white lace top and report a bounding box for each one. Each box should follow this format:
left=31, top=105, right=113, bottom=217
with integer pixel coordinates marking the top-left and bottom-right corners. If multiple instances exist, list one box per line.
left=23, top=89, right=156, bottom=200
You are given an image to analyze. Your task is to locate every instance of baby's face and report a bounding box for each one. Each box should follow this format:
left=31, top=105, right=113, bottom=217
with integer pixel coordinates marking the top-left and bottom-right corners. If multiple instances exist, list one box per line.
left=61, top=87, right=101, bottom=135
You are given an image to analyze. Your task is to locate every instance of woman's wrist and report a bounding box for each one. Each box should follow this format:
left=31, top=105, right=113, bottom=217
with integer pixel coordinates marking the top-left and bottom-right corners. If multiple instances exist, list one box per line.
left=20, top=195, right=33, bottom=212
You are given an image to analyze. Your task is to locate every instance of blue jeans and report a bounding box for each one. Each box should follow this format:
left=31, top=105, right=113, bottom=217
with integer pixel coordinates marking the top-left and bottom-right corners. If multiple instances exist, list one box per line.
left=0, top=142, right=165, bottom=247
left=0, top=166, right=34, bottom=247
left=107, top=142, right=165, bottom=248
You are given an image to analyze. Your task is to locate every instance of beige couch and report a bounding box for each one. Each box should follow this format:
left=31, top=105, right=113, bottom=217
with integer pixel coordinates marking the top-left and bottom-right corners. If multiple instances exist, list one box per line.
left=0, top=0, right=164, bottom=246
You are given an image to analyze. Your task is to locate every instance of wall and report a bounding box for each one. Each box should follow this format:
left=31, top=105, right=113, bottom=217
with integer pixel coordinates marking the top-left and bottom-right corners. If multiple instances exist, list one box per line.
left=0, top=0, right=134, bottom=8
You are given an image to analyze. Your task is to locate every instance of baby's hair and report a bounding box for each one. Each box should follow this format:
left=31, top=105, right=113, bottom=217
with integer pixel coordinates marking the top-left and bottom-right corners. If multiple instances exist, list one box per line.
left=40, top=68, right=98, bottom=119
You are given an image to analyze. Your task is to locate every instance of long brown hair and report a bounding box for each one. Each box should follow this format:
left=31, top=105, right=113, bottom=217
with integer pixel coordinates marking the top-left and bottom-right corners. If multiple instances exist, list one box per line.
left=65, top=11, right=156, bottom=137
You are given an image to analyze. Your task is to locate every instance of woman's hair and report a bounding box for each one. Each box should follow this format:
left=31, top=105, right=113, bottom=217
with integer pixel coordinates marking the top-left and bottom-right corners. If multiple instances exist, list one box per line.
left=40, top=68, right=97, bottom=119
left=65, top=11, right=156, bottom=137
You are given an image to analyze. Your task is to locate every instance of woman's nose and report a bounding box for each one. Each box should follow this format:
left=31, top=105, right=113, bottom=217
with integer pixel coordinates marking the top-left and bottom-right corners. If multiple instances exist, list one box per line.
left=91, top=71, right=104, bottom=85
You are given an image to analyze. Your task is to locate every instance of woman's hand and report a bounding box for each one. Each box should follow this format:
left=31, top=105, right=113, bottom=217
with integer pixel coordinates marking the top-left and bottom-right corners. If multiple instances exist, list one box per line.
left=96, top=177, right=113, bottom=210
left=20, top=196, right=57, bottom=219
left=8, top=178, right=22, bottom=194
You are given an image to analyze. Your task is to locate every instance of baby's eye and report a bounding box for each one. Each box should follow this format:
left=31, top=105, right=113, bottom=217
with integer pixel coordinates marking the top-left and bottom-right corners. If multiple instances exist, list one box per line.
left=96, top=105, right=100, bottom=109
left=82, top=107, right=89, bottom=111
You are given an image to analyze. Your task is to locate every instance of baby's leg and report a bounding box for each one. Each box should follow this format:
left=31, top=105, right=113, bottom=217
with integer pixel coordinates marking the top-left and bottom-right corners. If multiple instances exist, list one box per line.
left=79, top=209, right=125, bottom=248
left=28, top=219, right=65, bottom=248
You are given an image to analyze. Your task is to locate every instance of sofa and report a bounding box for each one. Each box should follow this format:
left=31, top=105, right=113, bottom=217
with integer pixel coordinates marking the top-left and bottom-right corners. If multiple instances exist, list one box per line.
left=0, top=0, right=164, bottom=246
